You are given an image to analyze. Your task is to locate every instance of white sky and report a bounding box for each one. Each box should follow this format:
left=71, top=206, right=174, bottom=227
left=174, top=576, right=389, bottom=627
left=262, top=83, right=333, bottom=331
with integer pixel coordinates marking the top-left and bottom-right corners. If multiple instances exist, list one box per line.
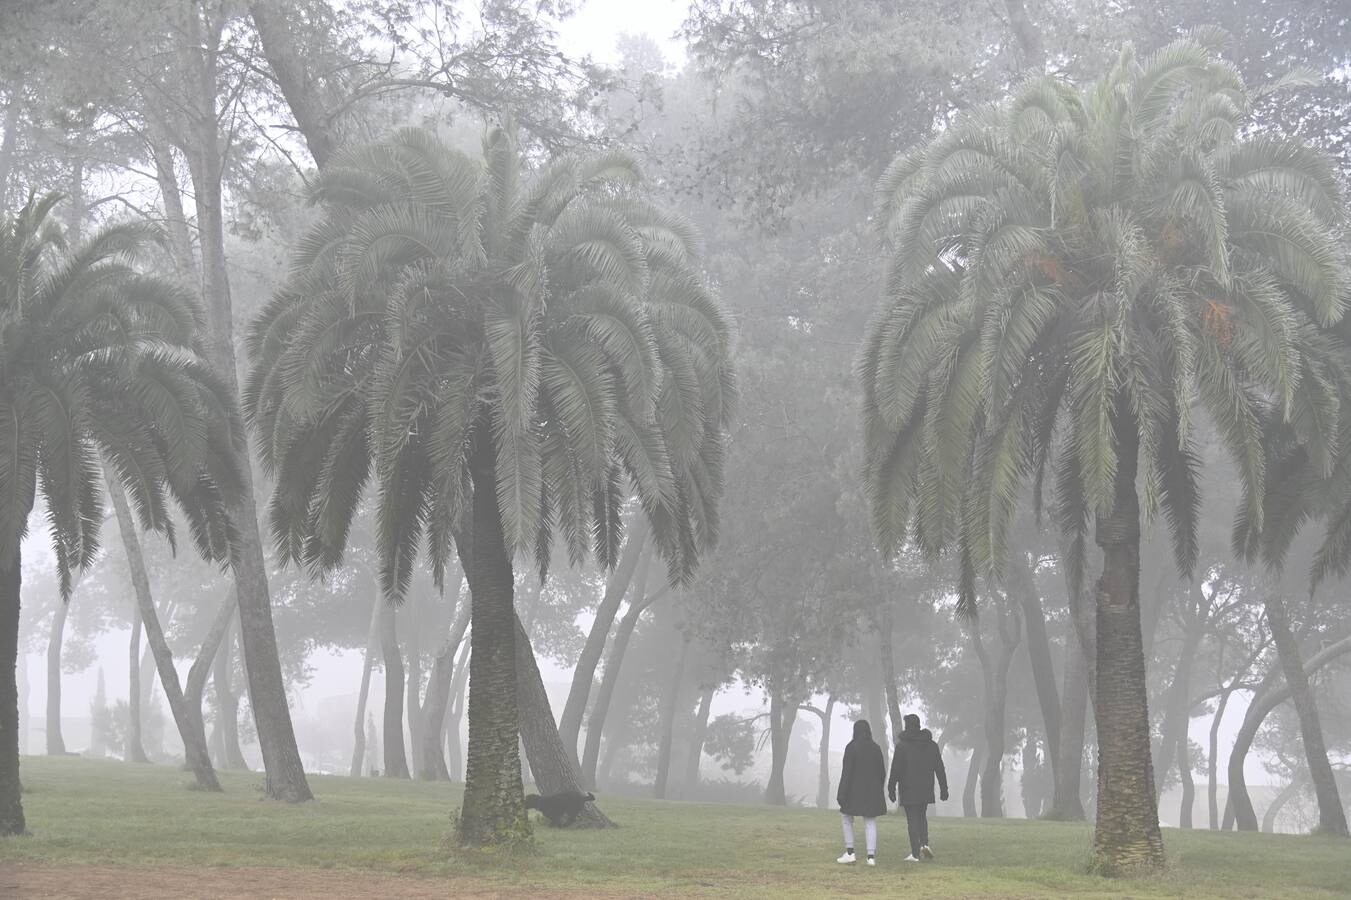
left=556, top=0, right=689, bottom=67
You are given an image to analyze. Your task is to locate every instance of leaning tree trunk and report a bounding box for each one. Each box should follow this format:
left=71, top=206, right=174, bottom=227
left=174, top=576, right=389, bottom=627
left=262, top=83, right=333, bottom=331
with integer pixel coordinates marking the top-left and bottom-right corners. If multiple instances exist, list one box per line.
left=1262, top=594, right=1349, bottom=837
left=1049, top=621, right=1088, bottom=819
left=126, top=607, right=150, bottom=764
left=1090, top=413, right=1164, bottom=871
left=46, top=597, right=68, bottom=755
left=513, top=614, right=615, bottom=827
left=350, top=595, right=380, bottom=777
left=654, top=632, right=691, bottom=801
left=1, top=545, right=25, bottom=835
left=183, top=8, right=310, bottom=802
left=455, top=427, right=528, bottom=846
left=559, top=524, right=648, bottom=767
left=1262, top=775, right=1302, bottom=834
left=378, top=602, right=410, bottom=779
left=421, top=596, right=470, bottom=782
left=962, top=742, right=985, bottom=818
left=764, top=689, right=798, bottom=807
left=106, top=472, right=220, bottom=790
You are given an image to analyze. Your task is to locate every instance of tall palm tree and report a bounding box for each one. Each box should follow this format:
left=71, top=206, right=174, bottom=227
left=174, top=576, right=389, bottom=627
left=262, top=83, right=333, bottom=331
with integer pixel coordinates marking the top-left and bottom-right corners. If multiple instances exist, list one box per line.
left=859, top=39, right=1348, bottom=871
left=0, top=193, right=241, bottom=836
left=245, top=127, right=735, bottom=846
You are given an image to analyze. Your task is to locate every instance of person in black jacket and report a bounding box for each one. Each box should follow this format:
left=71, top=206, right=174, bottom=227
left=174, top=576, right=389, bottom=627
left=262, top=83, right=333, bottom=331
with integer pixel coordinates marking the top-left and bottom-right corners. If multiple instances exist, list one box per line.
left=888, top=714, right=948, bottom=862
left=836, top=719, right=887, bottom=866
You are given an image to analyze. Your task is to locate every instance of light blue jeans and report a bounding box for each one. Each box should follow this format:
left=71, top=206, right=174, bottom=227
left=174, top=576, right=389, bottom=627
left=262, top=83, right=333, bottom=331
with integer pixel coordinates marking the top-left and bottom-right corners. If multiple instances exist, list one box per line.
left=841, top=814, right=877, bottom=855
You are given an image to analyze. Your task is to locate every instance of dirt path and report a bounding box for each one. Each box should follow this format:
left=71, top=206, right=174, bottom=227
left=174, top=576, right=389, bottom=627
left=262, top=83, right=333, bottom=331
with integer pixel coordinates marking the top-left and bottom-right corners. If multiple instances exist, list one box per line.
left=1, top=863, right=589, bottom=899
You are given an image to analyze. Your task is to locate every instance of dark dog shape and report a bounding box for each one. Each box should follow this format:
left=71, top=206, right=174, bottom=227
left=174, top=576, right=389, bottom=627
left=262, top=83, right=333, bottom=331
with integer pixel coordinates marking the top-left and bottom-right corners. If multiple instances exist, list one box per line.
left=523, top=790, right=595, bottom=827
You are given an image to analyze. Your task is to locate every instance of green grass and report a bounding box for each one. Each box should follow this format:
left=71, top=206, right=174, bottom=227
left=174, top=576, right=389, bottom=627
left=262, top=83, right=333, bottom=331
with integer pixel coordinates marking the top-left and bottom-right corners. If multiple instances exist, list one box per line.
left=2, top=756, right=1347, bottom=898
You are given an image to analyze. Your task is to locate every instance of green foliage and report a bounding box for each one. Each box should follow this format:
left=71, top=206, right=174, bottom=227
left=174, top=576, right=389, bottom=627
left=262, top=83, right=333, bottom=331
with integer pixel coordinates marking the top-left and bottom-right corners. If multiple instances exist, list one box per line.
left=245, top=127, right=736, bottom=599
left=859, top=39, right=1351, bottom=607
left=0, top=192, right=241, bottom=592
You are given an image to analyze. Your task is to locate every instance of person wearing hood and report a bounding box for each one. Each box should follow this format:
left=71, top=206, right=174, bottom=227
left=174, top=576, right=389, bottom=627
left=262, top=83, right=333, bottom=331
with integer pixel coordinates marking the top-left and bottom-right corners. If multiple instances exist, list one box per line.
left=888, top=714, right=948, bottom=862
left=835, top=719, right=887, bottom=866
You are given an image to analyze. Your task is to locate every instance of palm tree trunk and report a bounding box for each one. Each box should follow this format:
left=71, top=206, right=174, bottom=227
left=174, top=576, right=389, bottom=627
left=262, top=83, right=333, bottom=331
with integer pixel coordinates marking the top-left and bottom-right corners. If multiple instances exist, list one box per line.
left=0, top=545, right=25, bottom=835
left=45, top=596, right=68, bottom=756
left=559, top=524, right=648, bottom=766
left=183, top=7, right=310, bottom=803
left=105, top=472, right=219, bottom=790
left=1049, top=622, right=1088, bottom=819
left=513, top=614, right=615, bottom=827
left=455, top=426, right=528, bottom=846
left=1261, top=594, right=1348, bottom=836
left=1090, top=413, right=1164, bottom=871
left=126, top=607, right=149, bottom=763
left=420, top=596, right=469, bottom=781
left=962, top=742, right=985, bottom=817
left=377, top=602, right=409, bottom=779
left=684, top=684, right=714, bottom=796
left=655, top=632, right=690, bottom=800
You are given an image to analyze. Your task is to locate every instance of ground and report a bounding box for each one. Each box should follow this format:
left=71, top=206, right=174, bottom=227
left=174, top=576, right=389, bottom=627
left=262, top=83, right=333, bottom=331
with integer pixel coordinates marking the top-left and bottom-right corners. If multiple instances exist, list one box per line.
left=1, top=757, right=1347, bottom=898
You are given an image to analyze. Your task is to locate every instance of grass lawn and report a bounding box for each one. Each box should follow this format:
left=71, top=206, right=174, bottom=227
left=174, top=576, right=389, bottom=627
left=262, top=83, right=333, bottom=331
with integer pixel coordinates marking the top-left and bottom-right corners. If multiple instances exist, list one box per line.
left=1, top=756, right=1347, bottom=898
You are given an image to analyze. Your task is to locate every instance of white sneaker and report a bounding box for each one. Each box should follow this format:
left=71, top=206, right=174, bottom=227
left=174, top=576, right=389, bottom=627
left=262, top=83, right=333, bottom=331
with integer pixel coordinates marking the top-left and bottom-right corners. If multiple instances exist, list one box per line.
left=836, top=852, right=856, bottom=864
left=920, top=845, right=934, bottom=860
left=903, top=854, right=919, bottom=863
left=866, top=856, right=876, bottom=866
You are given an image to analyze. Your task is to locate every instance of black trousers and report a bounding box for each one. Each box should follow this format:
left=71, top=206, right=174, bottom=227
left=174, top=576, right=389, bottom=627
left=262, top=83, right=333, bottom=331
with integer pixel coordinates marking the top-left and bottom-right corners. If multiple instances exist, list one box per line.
left=903, top=803, right=929, bottom=856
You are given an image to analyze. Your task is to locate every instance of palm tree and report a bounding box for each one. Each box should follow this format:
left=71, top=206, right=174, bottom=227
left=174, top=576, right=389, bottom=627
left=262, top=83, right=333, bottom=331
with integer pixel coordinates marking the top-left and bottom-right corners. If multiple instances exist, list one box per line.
left=859, top=39, right=1348, bottom=871
left=0, top=193, right=241, bottom=835
left=245, top=127, right=735, bottom=846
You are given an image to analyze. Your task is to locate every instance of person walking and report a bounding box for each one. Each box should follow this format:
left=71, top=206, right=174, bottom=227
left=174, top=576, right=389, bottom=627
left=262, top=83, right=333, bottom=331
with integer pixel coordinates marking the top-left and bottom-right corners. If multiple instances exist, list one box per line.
left=836, top=719, right=887, bottom=866
left=888, top=714, right=948, bottom=862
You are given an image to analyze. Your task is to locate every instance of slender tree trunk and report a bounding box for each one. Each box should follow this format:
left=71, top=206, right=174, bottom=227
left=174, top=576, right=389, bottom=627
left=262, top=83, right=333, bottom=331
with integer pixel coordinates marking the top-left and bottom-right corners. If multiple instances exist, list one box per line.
left=404, top=591, right=423, bottom=779
left=1049, top=622, right=1088, bottom=819
left=420, top=593, right=469, bottom=781
left=815, top=696, right=836, bottom=809
left=864, top=667, right=890, bottom=772
left=0, top=546, right=25, bottom=835
left=447, top=639, right=470, bottom=782
left=878, top=605, right=904, bottom=742
left=378, top=602, right=409, bottom=779
left=146, top=120, right=196, bottom=275
left=513, top=614, right=615, bottom=827
left=764, top=689, right=798, bottom=806
left=105, top=472, right=219, bottom=790
left=1177, top=729, right=1195, bottom=829
left=963, top=742, right=985, bottom=818
left=1263, top=775, right=1302, bottom=834
left=350, top=595, right=380, bottom=777
left=684, top=684, right=714, bottom=795
left=1091, top=413, right=1164, bottom=871
left=1261, top=594, right=1348, bottom=837
left=183, top=8, right=310, bottom=802
left=0, top=90, right=20, bottom=210
left=46, top=600, right=67, bottom=755
left=1010, top=551, right=1061, bottom=779
left=1208, top=685, right=1233, bottom=830
left=654, top=632, right=690, bottom=800
left=559, top=523, right=647, bottom=768
left=455, top=426, right=528, bottom=846
left=1153, top=617, right=1204, bottom=801
left=15, top=630, right=27, bottom=757
left=126, top=607, right=149, bottom=764
left=215, top=625, right=248, bottom=771
left=972, top=609, right=1019, bottom=818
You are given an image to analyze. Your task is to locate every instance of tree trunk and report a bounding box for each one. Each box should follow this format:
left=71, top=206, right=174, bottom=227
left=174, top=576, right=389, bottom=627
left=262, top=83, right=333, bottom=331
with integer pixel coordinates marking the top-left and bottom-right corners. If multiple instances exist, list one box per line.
left=764, top=689, right=798, bottom=806
left=378, top=602, right=410, bottom=779
left=214, top=625, right=249, bottom=771
left=1208, top=685, right=1233, bottom=830
left=404, top=592, right=424, bottom=779
left=0, top=546, right=25, bottom=835
left=684, top=684, right=714, bottom=796
left=46, top=598, right=68, bottom=756
left=815, top=696, right=836, bottom=809
left=1049, top=621, right=1088, bottom=819
left=513, top=614, right=615, bottom=827
left=559, top=523, right=648, bottom=768
left=655, top=632, right=690, bottom=800
left=455, top=426, right=528, bottom=846
left=1177, top=729, right=1195, bottom=829
left=15, top=629, right=27, bottom=757
left=0, top=90, right=20, bottom=210
left=105, top=471, right=220, bottom=790
left=146, top=119, right=196, bottom=275
left=1263, top=775, right=1302, bottom=834
left=349, top=595, right=380, bottom=777
left=1153, top=616, right=1204, bottom=801
left=1090, top=412, right=1164, bottom=871
left=248, top=1, right=339, bottom=168
left=1002, top=0, right=1046, bottom=69
left=447, top=639, right=470, bottom=781
left=1262, top=594, right=1348, bottom=837
left=183, top=7, right=310, bottom=803
left=963, top=742, right=985, bottom=818
left=420, top=592, right=470, bottom=782
left=878, top=605, right=904, bottom=742
left=1010, top=551, right=1061, bottom=780
left=972, top=608, right=1019, bottom=818
left=126, top=607, right=149, bottom=764
left=864, top=667, right=890, bottom=773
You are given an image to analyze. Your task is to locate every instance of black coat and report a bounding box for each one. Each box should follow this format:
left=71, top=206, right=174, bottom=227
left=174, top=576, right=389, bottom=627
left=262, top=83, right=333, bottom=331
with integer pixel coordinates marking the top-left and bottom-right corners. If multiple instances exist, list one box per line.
left=888, top=730, right=948, bottom=805
left=837, top=737, right=887, bottom=817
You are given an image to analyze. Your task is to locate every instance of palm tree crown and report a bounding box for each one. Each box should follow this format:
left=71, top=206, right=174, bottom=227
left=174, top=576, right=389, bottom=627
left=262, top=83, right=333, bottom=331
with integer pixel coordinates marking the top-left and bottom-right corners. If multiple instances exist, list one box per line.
left=244, top=127, right=736, bottom=598
left=0, top=192, right=241, bottom=595
left=859, top=38, right=1349, bottom=598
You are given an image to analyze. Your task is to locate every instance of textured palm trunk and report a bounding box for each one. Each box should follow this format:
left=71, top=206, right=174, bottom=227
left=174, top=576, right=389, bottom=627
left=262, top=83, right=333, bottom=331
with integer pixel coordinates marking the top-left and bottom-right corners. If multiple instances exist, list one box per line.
left=654, top=632, right=690, bottom=800
left=126, top=608, right=149, bottom=764
left=350, top=595, right=380, bottom=777
left=456, top=428, right=528, bottom=846
left=1261, top=594, right=1348, bottom=836
left=559, top=525, right=647, bottom=769
left=1090, top=416, right=1164, bottom=871
left=420, top=598, right=469, bottom=781
left=684, top=685, right=714, bottom=796
left=1049, top=621, right=1088, bottom=819
left=379, top=602, right=409, bottom=779
left=764, top=690, right=798, bottom=806
left=106, top=472, right=220, bottom=790
left=46, top=599, right=68, bottom=755
left=184, top=8, right=309, bottom=802
left=513, top=614, right=615, bottom=827
left=0, top=545, right=24, bottom=835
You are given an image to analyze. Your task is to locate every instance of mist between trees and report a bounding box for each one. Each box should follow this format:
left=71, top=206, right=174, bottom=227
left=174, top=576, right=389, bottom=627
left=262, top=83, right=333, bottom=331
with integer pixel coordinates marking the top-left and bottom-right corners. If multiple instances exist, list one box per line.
left=1, top=0, right=1349, bottom=870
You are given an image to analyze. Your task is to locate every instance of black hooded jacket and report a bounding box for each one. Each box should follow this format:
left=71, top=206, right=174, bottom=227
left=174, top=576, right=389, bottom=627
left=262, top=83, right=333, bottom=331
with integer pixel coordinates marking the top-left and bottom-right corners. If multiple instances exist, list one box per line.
left=836, top=720, right=887, bottom=817
left=888, top=726, right=948, bottom=806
